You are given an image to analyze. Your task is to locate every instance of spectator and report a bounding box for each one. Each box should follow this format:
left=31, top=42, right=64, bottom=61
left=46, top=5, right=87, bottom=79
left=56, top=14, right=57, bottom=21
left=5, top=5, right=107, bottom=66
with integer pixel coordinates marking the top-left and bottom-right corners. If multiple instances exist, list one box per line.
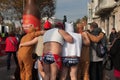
left=87, top=22, right=104, bottom=80
left=109, top=31, right=120, bottom=80
left=109, top=28, right=117, bottom=45
left=5, top=31, right=18, bottom=71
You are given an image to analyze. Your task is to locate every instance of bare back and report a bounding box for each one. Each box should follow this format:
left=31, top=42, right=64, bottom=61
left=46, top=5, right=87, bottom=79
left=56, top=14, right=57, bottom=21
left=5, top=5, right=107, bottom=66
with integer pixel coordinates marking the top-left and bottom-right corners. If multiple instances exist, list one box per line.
left=43, top=28, right=73, bottom=55
left=43, top=42, right=62, bottom=55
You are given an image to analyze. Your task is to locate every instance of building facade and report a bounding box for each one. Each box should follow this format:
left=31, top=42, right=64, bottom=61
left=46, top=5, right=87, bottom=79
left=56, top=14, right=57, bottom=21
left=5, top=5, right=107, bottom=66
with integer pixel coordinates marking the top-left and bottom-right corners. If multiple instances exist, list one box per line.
left=88, top=0, right=120, bottom=37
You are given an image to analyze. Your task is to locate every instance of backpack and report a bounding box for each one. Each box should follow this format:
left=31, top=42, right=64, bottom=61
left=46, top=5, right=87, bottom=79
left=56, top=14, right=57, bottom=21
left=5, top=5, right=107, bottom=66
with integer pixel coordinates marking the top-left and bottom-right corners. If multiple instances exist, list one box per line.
left=95, top=33, right=108, bottom=58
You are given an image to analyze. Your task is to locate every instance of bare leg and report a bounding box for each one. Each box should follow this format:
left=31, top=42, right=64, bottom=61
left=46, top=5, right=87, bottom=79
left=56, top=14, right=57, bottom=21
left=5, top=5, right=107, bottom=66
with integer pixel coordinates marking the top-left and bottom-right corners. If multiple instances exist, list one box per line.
left=70, top=65, right=78, bottom=80
left=38, top=60, right=45, bottom=79
left=43, top=63, right=50, bottom=80
left=60, top=66, right=69, bottom=80
left=50, top=63, right=58, bottom=80
left=83, top=61, right=90, bottom=80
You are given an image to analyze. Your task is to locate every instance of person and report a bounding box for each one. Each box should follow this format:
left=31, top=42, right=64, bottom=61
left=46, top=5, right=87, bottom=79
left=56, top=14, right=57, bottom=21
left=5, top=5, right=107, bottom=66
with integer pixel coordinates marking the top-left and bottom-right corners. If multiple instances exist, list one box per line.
left=14, top=28, right=26, bottom=80
left=76, top=19, right=90, bottom=80
left=42, top=22, right=73, bottom=80
left=5, top=31, right=18, bottom=71
left=19, top=20, right=52, bottom=80
left=109, top=28, right=117, bottom=45
left=60, top=22, right=82, bottom=80
left=109, top=31, right=120, bottom=80
left=17, top=25, right=44, bottom=80
left=19, top=35, right=44, bottom=80
left=87, top=22, right=104, bottom=80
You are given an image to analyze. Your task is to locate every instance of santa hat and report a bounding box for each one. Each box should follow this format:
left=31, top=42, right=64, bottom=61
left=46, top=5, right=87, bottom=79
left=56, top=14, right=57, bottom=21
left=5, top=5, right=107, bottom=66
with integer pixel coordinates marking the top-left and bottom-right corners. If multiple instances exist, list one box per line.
left=44, top=20, right=51, bottom=30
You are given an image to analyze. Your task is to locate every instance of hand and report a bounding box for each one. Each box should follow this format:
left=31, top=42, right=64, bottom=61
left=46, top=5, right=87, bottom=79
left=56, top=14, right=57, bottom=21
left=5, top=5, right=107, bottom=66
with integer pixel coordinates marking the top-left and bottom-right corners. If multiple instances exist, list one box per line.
left=40, top=30, right=46, bottom=35
left=19, top=44, right=23, bottom=48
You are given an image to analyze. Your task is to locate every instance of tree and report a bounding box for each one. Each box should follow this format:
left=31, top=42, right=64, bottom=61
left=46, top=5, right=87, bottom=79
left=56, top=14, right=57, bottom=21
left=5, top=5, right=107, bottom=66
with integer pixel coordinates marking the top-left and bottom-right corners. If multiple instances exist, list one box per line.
left=0, top=0, right=56, bottom=20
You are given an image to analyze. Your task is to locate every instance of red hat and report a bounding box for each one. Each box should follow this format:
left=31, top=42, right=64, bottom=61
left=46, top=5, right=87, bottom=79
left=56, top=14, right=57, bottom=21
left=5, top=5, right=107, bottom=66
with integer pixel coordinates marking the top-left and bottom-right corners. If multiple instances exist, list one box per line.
left=44, top=20, right=51, bottom=30
left=55, top=22, right=64, bottom=30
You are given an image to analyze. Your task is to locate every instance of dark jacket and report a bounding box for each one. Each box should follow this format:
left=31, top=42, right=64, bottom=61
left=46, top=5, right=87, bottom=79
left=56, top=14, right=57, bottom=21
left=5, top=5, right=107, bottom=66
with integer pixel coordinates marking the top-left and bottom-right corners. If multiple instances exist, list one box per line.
left=109, top=32, right=117, bottom=44
left=109, top=38, right=120, bottom=70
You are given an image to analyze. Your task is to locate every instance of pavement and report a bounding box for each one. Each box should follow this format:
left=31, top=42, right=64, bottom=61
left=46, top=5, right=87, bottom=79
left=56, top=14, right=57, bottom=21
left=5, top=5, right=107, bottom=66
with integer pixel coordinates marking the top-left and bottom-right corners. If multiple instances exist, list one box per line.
left=104, top=69, right=116, bottom=80
left=0, top=55, right=116, bottom=80
left=0, top=55, right=16, bottom=80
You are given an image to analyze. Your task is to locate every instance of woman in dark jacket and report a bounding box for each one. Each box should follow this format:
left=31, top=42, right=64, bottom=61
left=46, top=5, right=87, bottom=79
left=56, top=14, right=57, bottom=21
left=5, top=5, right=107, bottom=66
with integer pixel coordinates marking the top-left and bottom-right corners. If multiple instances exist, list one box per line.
left=109, top=28, right=117, bottom=45
left=109, top=31, right=120, bottom=80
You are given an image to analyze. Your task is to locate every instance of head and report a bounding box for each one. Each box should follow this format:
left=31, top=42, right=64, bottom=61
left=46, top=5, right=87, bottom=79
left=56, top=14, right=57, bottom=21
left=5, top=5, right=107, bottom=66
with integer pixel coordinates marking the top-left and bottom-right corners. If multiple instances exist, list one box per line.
left=22, top=15, right=40, bottom=33
left=8, top=31, right=15, bottom=36
left=55, top=22, right=64, bottom=30
left=23, top=24, right=36, bottom=33
left=81, top=18, right=87, bottom=27
left=89, top=22, right=98, bottom=32
left=111, top=28, right=116, bottom=33
left=91, top=27, right=102, bottom=35
left=76, top=19, right=84, bottom=33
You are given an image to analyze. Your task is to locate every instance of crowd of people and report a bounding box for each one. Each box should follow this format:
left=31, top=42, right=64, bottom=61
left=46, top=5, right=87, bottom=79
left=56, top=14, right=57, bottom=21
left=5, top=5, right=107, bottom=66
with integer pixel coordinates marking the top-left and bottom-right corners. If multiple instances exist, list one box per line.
left=3, top=18, right=120, bottom=80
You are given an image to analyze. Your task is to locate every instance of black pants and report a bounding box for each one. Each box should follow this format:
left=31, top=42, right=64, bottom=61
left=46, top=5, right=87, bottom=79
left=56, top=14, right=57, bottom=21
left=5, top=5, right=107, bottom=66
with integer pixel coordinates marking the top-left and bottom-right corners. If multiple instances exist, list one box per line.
left=7, top=52, right=18, bottom=70
left=89, top=61, right=103, bottom=80
left=14, top=65, right=20, bottom=80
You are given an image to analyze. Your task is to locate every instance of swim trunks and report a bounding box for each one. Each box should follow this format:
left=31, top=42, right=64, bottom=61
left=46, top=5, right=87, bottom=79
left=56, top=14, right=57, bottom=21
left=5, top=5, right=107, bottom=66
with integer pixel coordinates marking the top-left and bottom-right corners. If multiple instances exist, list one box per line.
left=62, top=57, right=79, bottom=67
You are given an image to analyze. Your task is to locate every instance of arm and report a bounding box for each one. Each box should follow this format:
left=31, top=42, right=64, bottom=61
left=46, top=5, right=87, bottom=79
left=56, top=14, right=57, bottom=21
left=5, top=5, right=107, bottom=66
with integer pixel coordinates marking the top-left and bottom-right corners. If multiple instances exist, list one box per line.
left=87, top=32, right=104, bottom=42
left=59, top=29, right=73, bottom=43
left=19, top=37, right=38, bottom=47
left=82, top=32, right=90, bottom=46
left=34, top=30, right=46, bottom=37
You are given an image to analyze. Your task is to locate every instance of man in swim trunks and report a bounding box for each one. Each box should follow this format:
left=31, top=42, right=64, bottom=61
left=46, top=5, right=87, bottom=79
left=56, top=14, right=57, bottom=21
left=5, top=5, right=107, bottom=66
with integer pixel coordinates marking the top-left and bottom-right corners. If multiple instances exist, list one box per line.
left=43, top=22, right=73, bottom=80
left=60, top=22, right=82, bottom=80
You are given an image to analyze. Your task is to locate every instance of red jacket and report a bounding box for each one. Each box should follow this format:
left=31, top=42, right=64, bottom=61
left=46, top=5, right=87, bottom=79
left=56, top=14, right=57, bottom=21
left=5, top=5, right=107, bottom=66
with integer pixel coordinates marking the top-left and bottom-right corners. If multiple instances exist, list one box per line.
left=5, top=36, right=18, bottom=52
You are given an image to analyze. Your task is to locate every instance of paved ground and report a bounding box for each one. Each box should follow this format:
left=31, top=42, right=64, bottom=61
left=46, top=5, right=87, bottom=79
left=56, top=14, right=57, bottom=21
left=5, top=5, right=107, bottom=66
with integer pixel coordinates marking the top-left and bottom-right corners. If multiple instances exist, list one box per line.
left=0, top=55, right=116, bottom=80
left=0, top=55, right=16, bottom=80
left=104, top=69, right=116, bottom=80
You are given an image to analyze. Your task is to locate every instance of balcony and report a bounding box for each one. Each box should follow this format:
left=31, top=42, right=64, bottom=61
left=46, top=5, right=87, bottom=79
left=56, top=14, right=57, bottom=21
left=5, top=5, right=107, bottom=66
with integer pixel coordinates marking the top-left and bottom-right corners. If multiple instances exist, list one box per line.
left=95, top=0, right=116, bottom=15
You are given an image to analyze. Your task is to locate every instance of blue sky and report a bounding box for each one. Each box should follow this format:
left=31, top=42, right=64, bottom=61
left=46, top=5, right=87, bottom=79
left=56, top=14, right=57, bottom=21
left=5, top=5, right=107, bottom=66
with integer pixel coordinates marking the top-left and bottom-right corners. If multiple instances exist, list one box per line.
left=55, top=0, right=90, bottom=22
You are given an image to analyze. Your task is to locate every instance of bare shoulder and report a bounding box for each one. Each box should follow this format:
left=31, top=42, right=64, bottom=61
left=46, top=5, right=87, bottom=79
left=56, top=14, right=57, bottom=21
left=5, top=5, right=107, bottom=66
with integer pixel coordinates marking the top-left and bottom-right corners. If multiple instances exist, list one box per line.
left=82, top=31, right=87, bottom=36
left=58, top=29, right=65, bottom=33
left=58, top=29, right=68, bottom=35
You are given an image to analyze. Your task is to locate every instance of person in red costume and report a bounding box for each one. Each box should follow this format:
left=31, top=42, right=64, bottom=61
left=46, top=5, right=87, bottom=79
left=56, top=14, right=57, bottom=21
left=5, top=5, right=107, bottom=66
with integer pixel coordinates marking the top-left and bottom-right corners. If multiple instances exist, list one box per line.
left=17, top=0, right=44, bottom=80
left=22, top=0, right=40, bottom=33
left=19, top=20, right=52, bottom=80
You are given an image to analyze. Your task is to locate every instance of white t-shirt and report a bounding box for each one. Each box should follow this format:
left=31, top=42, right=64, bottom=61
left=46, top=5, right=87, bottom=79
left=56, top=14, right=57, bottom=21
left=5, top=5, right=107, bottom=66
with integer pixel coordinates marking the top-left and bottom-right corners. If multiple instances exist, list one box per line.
left=62, top=22, right=82, bottom=57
